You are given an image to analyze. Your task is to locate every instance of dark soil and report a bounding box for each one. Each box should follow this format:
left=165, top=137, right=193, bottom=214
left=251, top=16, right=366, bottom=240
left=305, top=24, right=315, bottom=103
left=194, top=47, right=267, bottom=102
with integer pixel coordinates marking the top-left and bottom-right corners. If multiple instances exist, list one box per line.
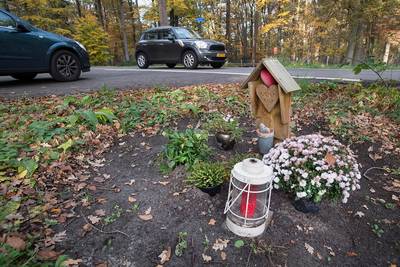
left=56, top=118, right=400, bottom=267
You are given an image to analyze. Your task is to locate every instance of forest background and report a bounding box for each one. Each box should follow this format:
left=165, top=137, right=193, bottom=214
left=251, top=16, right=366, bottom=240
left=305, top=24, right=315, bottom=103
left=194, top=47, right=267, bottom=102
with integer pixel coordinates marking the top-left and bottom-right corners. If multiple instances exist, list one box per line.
left=1, top=0, right=399, bottom=67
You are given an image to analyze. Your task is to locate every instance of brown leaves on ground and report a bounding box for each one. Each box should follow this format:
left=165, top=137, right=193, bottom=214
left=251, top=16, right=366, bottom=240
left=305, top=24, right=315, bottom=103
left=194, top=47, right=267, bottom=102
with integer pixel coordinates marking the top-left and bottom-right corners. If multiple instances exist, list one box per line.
left=138, top=207, right=153, bottom=221
left=37, top=249, right=61, bottom=260
left=158, top=246, right=171, bottom=264
left=5, top=235, right=26, bottom=250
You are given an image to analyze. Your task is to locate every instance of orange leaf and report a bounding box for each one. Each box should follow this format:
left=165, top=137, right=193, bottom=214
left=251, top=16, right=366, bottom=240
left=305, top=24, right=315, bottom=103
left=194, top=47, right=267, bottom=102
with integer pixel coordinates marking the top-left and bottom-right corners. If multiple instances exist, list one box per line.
left=6, top=236, right=26, bottom=251
left=324, top=152, right=336, bottom=166
left=37, top=249, right=60, bottom=260
left=346, top=251, right=358, bottom=257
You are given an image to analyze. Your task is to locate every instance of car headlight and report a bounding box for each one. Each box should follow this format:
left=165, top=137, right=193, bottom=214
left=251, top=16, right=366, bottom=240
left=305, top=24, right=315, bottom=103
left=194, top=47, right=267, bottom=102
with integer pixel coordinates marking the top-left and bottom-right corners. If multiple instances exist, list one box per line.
left=195, top=40, right=208, bottom=49
left=75, top=41, right=86, bottom=51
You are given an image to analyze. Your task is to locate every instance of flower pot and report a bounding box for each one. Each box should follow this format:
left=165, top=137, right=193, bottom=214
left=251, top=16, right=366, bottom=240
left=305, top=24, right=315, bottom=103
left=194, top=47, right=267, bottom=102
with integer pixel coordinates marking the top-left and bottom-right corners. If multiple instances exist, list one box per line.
left=293, top=198, right=320, bottom=213
left=215, top=132, right=236, bottom=150
left=199, top=184, right=222, bottom=196
left=256, top=129, right=274, bottom=155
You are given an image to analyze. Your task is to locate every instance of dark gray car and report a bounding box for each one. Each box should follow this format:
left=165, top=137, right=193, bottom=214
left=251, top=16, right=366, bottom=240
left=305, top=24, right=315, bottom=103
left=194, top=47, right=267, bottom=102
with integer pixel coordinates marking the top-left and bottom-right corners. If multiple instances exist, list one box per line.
left=135, top=26, right=226, bottom=69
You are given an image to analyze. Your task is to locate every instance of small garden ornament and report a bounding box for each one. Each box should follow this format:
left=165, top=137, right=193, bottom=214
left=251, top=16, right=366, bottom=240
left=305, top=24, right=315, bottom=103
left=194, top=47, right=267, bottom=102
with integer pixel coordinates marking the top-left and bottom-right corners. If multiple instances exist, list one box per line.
left=257, top=123, right=274, bottom=155
left=224, top=158, right=273, bottom=237
left=204, top=114, right=243, bottom=150
left=263, top=134, right=361, bottom=213
left=242, top=58, right=301, bottom=143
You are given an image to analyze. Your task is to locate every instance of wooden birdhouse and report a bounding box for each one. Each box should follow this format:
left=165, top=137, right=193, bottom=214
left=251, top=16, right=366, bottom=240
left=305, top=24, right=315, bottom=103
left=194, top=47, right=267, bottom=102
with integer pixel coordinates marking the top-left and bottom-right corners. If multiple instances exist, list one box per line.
left=241, top=58, right=301, bottom=143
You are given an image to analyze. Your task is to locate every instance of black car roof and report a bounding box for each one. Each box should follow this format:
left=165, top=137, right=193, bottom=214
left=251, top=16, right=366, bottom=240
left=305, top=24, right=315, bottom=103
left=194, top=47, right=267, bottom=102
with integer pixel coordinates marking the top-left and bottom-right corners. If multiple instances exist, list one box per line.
left=144, top=26, right=186, bottom=33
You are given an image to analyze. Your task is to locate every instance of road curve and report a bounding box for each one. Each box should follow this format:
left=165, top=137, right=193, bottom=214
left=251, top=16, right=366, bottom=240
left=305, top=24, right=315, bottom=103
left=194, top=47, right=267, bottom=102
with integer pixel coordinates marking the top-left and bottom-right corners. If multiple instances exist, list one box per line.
left=0, top=66, right=399, bottom=98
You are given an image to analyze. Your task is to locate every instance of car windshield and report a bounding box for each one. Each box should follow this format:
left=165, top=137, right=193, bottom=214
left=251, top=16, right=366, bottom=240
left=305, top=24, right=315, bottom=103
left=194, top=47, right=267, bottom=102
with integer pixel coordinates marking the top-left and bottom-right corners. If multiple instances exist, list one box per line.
left=174, top=28, right=201, bottom=39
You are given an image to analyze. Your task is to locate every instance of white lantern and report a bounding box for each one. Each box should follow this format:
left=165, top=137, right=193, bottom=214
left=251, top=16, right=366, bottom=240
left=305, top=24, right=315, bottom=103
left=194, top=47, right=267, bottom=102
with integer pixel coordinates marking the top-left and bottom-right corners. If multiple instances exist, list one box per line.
left=224, top=158, right=273, bottom=237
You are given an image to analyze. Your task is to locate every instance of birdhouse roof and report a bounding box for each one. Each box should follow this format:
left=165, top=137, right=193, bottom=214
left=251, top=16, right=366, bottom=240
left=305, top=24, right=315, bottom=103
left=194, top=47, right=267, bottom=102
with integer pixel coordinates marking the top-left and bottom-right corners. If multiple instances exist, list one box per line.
left=241, top=58, right=301, bottom=93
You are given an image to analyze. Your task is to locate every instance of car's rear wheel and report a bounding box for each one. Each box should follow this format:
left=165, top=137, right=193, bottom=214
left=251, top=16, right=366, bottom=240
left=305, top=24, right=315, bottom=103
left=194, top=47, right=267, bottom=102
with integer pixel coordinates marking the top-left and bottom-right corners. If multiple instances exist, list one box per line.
left=50, top=50, right=81, bottom=82
left=182, top=51, right=198, bottom=69
left=11, top=73, right=37, bottom=81
left=211, top=62, right=224, bottom=69
left=166, top=63, right=176, bottom=68
left=137, top=53, right=149, bottom=69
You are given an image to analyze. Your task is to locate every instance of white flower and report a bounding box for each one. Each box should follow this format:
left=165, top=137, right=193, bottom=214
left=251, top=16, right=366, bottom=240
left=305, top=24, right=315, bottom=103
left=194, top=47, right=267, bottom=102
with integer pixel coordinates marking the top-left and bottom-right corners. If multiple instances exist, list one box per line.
left=273, top=177, right=280, bottom=183
left=302, top=172, right=309, bottom=179
left=296, top=192, right=307, bottom=198
left=299, top=180, right=307, bottom=187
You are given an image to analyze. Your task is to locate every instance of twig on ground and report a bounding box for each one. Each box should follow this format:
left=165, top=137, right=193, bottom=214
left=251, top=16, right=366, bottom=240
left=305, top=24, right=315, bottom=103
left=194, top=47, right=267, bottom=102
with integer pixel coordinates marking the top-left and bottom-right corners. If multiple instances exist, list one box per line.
left=21, top=247, right=39, bottom=266
left=245, top=248, right=252, bottom=267
left=363, top=167, right=389, bottom=181
left=80, top=210, right=130, bottom=238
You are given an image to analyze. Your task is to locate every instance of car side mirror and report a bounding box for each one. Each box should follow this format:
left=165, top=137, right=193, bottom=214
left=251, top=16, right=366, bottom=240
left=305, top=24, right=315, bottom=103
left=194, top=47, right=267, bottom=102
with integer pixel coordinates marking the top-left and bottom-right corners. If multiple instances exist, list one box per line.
left=16, top=23, right=29, bottom=32
left=167, top=34, right=175, bottom=42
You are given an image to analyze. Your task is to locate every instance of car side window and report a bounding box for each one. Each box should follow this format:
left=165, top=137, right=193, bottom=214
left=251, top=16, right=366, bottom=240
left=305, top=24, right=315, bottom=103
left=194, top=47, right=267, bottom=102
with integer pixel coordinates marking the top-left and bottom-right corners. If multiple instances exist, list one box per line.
left=158, top=30, right=172, bottom=40
left=145, top=31, right=158, bottom=40
left=0, top=12, right=16, bottom=29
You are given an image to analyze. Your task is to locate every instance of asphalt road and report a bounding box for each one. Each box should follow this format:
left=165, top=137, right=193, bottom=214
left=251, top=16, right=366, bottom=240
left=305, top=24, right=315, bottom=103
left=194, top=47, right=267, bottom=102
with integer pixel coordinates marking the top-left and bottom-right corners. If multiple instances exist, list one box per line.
left=1, top=66, right=399, bottom=98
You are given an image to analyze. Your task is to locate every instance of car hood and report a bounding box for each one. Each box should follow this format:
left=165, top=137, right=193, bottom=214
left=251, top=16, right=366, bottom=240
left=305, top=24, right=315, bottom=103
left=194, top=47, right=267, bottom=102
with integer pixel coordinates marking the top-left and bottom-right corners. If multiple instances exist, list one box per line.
left=36, top=28, right=73, bottom=42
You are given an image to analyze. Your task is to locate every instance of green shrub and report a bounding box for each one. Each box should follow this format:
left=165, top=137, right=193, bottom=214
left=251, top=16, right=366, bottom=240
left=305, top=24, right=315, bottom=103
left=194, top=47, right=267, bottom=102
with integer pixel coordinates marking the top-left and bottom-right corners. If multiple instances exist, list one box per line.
left=162, top=129, right=211, bottom=170
left=187, top=161, right=227, bottom=188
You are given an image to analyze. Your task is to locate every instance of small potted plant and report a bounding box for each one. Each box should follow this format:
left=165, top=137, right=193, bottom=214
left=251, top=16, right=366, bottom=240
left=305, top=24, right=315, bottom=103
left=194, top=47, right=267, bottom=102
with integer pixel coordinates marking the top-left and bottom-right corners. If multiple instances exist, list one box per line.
left=187, top=161, right=227, bottom=196
left=203, top=113, right=243, bottom=150
left=263, top=134, right=361, bottom=213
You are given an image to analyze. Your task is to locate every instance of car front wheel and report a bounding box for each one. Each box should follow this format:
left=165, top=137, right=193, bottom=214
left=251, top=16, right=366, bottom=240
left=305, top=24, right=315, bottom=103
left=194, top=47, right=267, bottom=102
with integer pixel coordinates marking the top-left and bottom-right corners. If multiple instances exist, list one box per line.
left=50, top=50, right=81, bottom=82
left=182, top=51, right=198, bottom=69
left=137, top=53, right=149, bottom=69
left=11, top=73, right=37, bottom=81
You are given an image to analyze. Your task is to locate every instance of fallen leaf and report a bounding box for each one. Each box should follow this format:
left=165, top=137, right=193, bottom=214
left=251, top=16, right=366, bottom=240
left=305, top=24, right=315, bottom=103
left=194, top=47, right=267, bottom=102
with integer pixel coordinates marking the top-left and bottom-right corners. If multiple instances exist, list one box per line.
left=369, top=188, right=376, bottom=193
left=213, top=238, right=229, bottom=251
left=158, top=247, right=171, bottom=264
left=368, top=153, right=382, bottom=161
left=347, top=251, right=358, bottom=257
left=202, top=253, right=212, bottom=263
left=221, top=251, right=227, bottom=261
left=95, top=209, right=106, bottom=217
left=88, top=215, right=101, bottom=224
left=355, top=211, right=365, bottom=218
left=208, top=218, right=216, bottom=225
left=392, top=195, right=399, bottom=201
left=63, top=259, right=83, bottom=266
left=6, top=236, right=26, bottom=250
left=144, top=207, right=151, bottom=215
left=324, top=152, right=336, bottom=166
left=128, top=196, right=137, bottom=203
left=83, top=223, right=93, bottom=232
left=125, top=179, right=135, bottom=186
left=158, top=181, right=170, bottom=186
left=94, top=177, right=105, bottom=183
left=53, top=231, right=67, bottom=242
left=304, top=243, right=314, bottom=255
left=316, top=252, right=323, bottom=260
left=37, top=249, right=60, bottom=260
left=362, top=205, right=369, bottom=210
left=138, top=214, right=153, bottom=221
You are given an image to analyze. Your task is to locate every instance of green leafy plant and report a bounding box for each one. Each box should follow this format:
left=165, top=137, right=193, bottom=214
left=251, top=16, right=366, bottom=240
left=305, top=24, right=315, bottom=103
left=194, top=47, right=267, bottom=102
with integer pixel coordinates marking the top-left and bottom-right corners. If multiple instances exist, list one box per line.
left=175, top=232, right=188, bottom=257
left=371, top=223, right=384, bottom=237
left=162, top=129, right=211, bottom=170
left=187, top=161, right=226, bottom=188
left=104, top=205, right=123, bottom=225
left=203, top=113, right=243, bottom=140
left=234, top=239, right=245, bottom=248
left=353, top=58, right=388, bottom=87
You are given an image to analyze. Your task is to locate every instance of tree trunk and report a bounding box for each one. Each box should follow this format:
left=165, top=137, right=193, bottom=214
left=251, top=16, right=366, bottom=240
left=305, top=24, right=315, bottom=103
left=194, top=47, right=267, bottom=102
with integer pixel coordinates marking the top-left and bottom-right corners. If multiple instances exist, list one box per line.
left=94, top=0, right=105, bottom=28
left=225, top=0, right=231, bottom=52
left=252, top=9, right=259, bottom=65
left=158, top=0, right=168, bottom=26
left=118, top=0, right=130, bottom=62
left=135, top=0, right=142, bottom=36
left=75, top=0, right=82, bottom=17
left=128, top=0, right=136, bottom=44
left=383, top=41, right=390, bottom=63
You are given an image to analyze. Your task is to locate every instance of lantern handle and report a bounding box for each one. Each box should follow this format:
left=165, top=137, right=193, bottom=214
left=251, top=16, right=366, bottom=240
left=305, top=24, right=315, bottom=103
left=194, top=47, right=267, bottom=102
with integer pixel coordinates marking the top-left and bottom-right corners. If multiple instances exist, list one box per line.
left=224, top=182, right=249, bottom=214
